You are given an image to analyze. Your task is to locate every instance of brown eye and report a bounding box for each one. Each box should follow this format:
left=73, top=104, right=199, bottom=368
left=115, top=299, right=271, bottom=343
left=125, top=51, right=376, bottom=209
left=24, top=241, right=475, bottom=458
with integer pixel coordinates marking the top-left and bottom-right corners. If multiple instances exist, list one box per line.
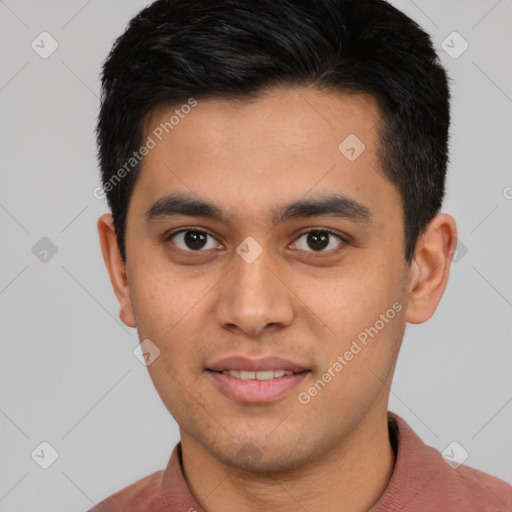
left=169, top=230, right=221, bottom=252
left=293, top=229, right=344, bottom=253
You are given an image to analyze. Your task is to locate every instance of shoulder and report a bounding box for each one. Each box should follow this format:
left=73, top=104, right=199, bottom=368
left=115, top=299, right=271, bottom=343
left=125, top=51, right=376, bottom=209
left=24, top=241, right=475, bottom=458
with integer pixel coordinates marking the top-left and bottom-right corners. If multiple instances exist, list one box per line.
left=87, top=470, right=166, bottom=512
left=386, top=413, right=512, bottom=511
left=437, top=458, right=512, bottom=511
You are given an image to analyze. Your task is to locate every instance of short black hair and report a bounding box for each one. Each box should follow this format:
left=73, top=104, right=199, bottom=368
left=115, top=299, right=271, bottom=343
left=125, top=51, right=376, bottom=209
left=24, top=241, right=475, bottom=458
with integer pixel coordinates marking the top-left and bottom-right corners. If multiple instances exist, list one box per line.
left=96, top=0, right=450, bottom=263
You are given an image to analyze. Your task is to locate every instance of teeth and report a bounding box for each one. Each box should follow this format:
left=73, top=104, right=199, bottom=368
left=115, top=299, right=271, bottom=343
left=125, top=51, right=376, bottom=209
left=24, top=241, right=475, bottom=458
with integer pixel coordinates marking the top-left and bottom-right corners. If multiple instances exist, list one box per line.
left=253, top=370, right=274, bottom=380
left=221, top=369, right=295, bottom=380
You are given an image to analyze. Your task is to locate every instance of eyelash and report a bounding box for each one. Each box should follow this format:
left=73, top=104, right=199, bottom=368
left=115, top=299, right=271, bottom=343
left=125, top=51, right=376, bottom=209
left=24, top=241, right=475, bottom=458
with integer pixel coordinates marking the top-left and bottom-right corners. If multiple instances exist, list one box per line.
left=164, top=227, right=347, bottom=256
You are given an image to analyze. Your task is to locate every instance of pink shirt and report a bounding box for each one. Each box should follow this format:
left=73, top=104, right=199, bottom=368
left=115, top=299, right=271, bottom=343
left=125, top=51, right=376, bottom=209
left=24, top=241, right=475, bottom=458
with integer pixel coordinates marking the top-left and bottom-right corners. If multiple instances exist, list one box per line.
left=88, top=412, right=512, bottom=511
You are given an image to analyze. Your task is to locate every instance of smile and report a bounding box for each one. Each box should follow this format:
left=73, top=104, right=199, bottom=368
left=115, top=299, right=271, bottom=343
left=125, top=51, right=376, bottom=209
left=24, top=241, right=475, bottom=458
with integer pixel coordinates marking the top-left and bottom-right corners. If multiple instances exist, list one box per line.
left=220, top=369, right=295, bottom=380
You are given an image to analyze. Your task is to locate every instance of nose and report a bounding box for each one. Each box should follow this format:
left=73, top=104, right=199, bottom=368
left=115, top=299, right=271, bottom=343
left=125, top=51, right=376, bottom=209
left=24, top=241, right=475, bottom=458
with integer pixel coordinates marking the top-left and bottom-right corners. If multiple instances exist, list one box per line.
left=214, top=246, right=295, bottom=337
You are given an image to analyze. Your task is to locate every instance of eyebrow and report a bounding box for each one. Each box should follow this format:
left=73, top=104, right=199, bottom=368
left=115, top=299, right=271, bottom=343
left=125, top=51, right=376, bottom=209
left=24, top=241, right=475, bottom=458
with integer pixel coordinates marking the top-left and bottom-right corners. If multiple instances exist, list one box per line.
left=145, top=192, right=372, bottom=225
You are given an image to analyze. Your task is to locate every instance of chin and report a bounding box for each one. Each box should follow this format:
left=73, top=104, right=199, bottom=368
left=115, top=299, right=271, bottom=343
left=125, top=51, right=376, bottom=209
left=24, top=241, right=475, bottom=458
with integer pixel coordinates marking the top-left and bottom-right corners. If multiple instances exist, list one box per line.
left=222, top=449, right=305, bottom=474
left=203, top=434, right=317, bottom=475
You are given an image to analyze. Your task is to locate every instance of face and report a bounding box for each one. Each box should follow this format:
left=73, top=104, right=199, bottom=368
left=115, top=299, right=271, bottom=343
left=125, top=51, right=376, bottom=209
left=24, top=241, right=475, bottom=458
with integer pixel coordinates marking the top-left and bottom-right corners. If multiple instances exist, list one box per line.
left=109, top=88, right=415, bottom=472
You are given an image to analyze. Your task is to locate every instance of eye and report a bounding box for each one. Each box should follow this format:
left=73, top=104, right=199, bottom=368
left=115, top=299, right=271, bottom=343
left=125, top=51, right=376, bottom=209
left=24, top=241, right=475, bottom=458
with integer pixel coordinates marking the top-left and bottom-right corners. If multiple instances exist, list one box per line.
left=165, top=227, right=346, bottom=255
left=167, top=229, right=222, bottom=252
left=291, top=229, right=345, bottom=253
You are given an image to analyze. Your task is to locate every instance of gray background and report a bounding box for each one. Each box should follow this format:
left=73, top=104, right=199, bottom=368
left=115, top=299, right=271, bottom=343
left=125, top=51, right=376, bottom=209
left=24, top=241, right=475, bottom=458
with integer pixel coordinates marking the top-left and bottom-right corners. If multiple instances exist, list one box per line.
left=0, top=0, right=511, bottom=510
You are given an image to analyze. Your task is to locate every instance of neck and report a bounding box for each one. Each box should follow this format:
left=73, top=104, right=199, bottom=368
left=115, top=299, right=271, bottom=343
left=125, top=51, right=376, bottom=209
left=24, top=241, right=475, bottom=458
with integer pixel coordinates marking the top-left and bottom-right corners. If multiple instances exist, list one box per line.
left=179, top=410, right=396, bottom=512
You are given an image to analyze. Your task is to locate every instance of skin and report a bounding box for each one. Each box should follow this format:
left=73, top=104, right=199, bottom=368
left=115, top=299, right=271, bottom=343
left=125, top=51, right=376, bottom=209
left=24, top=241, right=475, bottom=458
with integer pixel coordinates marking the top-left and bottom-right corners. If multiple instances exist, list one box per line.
left=98, top=87, right=457, bottom=512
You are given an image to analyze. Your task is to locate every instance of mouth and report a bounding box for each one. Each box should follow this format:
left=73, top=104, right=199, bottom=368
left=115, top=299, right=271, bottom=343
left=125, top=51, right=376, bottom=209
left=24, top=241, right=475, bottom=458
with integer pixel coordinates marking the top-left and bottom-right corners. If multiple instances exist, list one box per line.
left=218, top=369, right=297, bottom=380
left=206, top=356, right=311, bottom=403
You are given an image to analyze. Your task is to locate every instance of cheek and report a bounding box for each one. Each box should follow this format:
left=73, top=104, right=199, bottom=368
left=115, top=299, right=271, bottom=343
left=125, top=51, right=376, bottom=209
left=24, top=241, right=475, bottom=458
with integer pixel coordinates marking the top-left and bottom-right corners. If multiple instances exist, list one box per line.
left=304, top=262, right=405, bottom=383
left=297, top=264, right=401, bottom=338
left=128, top=270, right=213, bottom=376
left=128, top=265, right=208, bottom=337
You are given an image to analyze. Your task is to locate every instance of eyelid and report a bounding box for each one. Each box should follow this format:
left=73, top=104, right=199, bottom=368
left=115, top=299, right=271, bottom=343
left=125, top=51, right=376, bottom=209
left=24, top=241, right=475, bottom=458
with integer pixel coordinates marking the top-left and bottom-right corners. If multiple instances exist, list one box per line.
left=294, top=227, right=345, bottom=240
left=164, top=226, right=219, bottom=241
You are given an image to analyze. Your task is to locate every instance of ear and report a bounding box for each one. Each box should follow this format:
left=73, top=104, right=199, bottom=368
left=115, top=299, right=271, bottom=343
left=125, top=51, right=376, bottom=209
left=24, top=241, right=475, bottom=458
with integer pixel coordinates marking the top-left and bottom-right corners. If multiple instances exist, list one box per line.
left=405, top=213, right=458, bottom=324
left=97, top=213, right=137, bottom=328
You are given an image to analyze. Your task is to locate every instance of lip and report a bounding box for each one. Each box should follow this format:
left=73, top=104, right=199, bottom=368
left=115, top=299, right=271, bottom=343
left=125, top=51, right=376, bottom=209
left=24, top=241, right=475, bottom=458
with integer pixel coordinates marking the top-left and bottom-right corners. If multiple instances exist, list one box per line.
left=206, top=355, right=311, bottom=403
left=207, top=369, right=310, bottom=403
left=207, top=356, right=308, bottom=373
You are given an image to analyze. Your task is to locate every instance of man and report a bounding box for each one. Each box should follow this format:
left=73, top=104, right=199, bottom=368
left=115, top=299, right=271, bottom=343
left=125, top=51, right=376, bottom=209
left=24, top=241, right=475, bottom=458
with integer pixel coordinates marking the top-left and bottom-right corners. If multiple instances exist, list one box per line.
left=91, top=0, right=512, bottom=510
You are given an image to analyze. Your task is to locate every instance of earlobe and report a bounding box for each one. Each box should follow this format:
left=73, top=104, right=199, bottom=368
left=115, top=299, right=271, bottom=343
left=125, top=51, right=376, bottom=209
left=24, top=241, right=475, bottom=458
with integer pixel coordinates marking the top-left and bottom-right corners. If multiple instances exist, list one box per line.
left=405, top=213, right=458, bottom=324
left=97, top=214, right=137, bottom=328
left=119, top=289, right=137, bottom=328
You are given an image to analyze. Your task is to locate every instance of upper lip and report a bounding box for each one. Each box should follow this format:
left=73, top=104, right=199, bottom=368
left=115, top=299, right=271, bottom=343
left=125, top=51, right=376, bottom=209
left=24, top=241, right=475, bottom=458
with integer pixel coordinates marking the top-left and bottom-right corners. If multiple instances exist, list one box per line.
left=207, top=356, right=309, bottom=373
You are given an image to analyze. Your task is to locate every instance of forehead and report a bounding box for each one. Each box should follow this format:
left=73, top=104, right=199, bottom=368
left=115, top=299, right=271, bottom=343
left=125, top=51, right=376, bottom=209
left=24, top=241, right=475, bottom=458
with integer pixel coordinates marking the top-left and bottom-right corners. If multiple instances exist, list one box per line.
left=143, top=87, right=381, bottom=159
left=132, top=87, right=400, bottom=226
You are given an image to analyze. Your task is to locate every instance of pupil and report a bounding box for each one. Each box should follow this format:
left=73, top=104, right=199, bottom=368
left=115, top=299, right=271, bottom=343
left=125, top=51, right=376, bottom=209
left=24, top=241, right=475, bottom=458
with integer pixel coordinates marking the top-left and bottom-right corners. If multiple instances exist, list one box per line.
left=185, top=231, right=207, bottom=250
left=308, top=231, right=329, bottom=251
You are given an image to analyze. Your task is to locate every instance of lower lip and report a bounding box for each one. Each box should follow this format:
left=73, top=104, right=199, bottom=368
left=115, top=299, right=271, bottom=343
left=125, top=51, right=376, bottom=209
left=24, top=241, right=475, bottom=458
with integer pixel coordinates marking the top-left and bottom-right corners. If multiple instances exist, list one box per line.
left=207, top=370, right=310, bottom=403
